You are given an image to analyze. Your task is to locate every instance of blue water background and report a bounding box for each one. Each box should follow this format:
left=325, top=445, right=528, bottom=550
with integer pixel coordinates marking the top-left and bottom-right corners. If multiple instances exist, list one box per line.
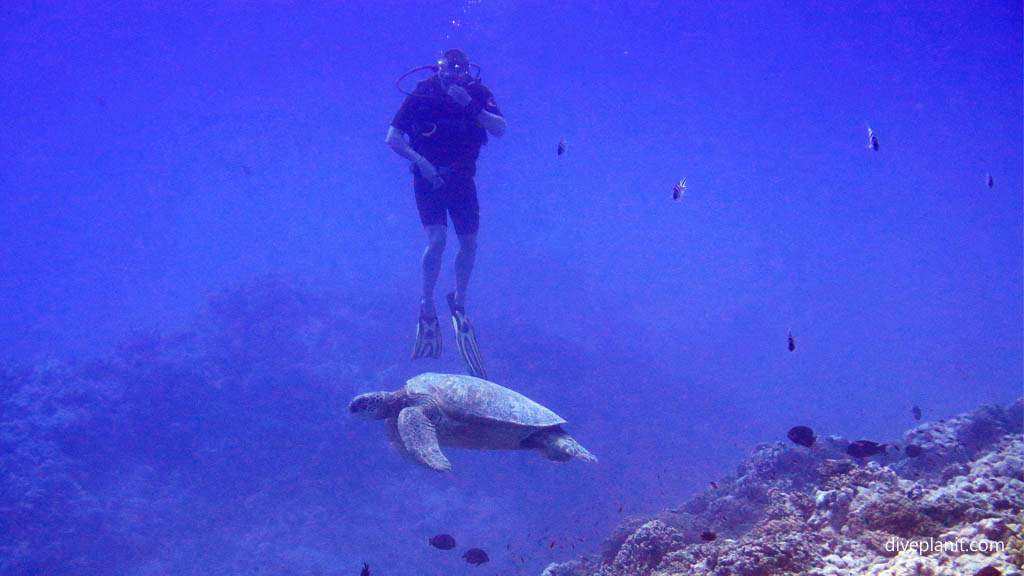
left=1, top=2, right=1021, bottom=575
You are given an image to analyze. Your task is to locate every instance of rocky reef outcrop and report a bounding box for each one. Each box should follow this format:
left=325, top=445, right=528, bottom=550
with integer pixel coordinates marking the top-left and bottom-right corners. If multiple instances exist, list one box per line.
left=543, top=399, right=1023, bottom=576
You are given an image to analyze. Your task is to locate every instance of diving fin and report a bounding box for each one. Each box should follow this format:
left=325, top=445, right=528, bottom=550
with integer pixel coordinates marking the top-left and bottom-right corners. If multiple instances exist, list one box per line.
left=412, top=305, right=442, bottom=360
left=446, top=291, right=487, bottom=379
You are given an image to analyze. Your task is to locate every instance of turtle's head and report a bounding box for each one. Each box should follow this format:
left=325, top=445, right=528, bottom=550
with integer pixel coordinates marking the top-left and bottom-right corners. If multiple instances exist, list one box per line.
left=349, top=392, right=389, bottom=420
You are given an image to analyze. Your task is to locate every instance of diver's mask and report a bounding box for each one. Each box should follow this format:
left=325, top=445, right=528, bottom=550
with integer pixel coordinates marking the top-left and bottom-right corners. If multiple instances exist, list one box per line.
left=438, top=58, right=471, bottom=86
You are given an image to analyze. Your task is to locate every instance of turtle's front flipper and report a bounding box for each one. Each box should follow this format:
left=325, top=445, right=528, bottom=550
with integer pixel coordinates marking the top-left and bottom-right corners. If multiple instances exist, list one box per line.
left=397, top=407, right=452, bottom=472
left=446, top=292, right=487, bottom=379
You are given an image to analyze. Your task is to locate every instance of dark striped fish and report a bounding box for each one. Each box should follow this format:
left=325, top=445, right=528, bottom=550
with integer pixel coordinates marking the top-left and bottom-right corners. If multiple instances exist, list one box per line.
left=867, top=125, right=879, bottom=151
left=987, top=173, right=994, bottom=188
left=462, top=548, right=489, bottom=566
left=557, top=138, right=568, bottom=156
left=787, top=425, right=815, bottom=447
left=429, top=534, right=456, bottom=550
left=847, top=440, right=887, bottom=458
left=673, top=177, right=686, bottom=200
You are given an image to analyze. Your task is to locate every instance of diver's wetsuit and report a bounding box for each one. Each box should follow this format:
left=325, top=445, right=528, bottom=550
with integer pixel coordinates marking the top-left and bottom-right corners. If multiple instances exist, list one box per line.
left=391, top=75, right=502, bottom=236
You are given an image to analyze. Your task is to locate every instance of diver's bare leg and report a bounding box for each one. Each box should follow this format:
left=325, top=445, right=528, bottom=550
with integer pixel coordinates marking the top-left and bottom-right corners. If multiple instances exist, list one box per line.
left=453, top=233, right=477, bottom=308
left=421, top=225, right=447, bottom=314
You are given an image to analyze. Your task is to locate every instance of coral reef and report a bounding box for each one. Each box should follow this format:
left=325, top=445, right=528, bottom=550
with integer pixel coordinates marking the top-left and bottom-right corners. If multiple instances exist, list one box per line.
left=0, top=276, right=378, bottom=575
left=543, top=399, right=1023, bottom=576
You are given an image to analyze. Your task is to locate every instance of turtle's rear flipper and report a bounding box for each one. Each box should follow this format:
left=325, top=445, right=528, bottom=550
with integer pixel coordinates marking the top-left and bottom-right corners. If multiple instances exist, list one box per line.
left=397, top=407, right=452, bottom=472
left=525, top=427, right=598, bottom=464
left=565, top=438, right=598, bottom=463
left=446, top=292, right=487, bottom=379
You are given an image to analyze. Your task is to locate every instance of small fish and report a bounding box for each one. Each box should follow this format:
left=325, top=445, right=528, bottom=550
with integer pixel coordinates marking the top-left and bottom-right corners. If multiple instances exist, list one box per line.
left=987, top=173, right=994, bottom=188
left=847, top=440, right=887, bottom=458
left=557, top=138, right=568, bottom=156
left=700, top=531, right=717, bottom=542
left=788, top=331, right=795, bottom=352
left=905, top=444, right=923, bottom=458
left=550, top=539, right=556, bottom=549
left=617, top=504, right=623, bottom=513
left=463, top=548, right=489, bottom=566
left=429, top=534, right=456, bottom=550
left=673, top=177, right=687, bottom=200
left=787, top=425, right=816, bottom=448
left=867, top=125, right=879, bottom=151
left=709, top=481, right=718, bottom=490
left=912, top=405, right=922, bottom=421
left=360, top=562, right=370, bottom=576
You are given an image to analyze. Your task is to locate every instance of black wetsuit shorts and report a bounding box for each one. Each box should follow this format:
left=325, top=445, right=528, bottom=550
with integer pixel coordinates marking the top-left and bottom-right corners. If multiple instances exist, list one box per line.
left=413, top=169, right=479, bottom=236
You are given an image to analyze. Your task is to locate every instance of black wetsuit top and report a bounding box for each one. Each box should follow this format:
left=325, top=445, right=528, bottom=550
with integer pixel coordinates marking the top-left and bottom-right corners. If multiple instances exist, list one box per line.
left=391, top=75, right=502, bottom=177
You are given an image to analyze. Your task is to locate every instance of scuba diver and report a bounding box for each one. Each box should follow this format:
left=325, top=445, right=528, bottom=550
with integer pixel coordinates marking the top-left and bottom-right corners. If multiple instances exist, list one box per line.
left=386, top=48, right=506, bottom=379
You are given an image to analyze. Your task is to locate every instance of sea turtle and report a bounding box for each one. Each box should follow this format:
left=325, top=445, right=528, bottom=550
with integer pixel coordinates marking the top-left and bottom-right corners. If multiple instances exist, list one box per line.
left=349, top=373, right=597, bottom=472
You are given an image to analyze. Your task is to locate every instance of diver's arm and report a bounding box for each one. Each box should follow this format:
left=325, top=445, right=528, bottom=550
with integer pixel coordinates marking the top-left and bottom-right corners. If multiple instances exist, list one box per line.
left=386, top=125, right=425, bottom=163
left=476, top=110, right=506, bottom=137
left=386, top=125, right=442, bottom=188
left=447, top=84, right=506, bottom=137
